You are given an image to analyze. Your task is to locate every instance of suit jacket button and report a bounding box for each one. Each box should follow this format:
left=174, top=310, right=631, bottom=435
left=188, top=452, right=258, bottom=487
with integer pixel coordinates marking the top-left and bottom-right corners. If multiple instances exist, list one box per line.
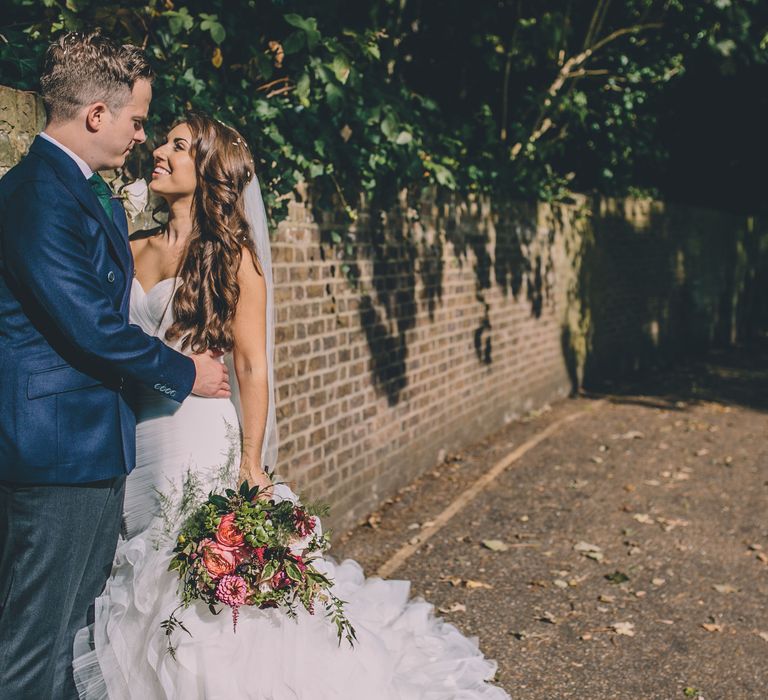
left=107, top=271, right=116, bottom=283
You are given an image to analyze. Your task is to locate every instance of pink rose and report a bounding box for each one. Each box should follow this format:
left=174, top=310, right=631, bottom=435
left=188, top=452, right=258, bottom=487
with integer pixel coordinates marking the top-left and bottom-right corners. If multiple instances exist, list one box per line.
left=216, top=513, right=245, bottom=548
left=200, top=538, right=237, bottom=579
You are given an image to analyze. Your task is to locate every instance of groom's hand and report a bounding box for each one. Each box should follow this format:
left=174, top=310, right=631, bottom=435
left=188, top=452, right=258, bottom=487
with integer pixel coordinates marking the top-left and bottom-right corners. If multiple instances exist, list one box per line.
left=191, top=351, right=231, bottom=398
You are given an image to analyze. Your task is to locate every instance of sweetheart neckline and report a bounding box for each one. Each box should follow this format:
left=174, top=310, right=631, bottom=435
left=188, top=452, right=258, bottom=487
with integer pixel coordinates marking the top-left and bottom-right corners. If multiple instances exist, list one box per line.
left=132, top=276, right=181, bottom=297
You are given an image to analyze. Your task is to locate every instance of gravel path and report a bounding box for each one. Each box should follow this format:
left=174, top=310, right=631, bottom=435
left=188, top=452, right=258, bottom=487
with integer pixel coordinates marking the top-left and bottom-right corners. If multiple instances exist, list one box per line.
left=335, top=339, right=768, bottom=699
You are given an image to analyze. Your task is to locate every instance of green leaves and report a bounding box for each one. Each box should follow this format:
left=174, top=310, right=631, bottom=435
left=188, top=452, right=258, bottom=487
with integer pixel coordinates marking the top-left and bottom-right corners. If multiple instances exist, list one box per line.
left=284, top=13, right=321, bottom=51
left=200, top=13, right=225, bottom=45
left=165, top=8, right=193, bottom=35
left=285, top=560, right=303, bottom=582
left=331, top=54, right=351, bottom=84
left=2, top=0, right=765, bottom=215
left=295, top=73, right=311, bottom=106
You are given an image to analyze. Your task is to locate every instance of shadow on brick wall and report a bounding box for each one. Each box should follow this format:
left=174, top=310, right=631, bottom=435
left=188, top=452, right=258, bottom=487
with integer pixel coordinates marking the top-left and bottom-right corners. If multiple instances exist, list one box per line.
left=330, top=187, right=558, bottom=405
left=563, top=198, right=768, bottom=396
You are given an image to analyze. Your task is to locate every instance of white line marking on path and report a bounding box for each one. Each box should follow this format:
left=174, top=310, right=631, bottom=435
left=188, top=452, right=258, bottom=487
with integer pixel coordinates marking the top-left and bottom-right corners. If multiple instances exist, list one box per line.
left=376, top=401, right=602, bottom=579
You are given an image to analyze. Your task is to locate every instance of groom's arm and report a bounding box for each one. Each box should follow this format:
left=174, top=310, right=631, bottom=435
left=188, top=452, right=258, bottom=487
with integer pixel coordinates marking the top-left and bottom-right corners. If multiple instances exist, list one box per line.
left=2, top=179, right=195, bottom=402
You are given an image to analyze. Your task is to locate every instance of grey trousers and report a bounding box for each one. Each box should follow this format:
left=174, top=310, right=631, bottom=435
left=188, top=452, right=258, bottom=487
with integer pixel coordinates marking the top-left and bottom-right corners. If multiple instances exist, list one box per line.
left=0, top=476, right=125, bottom=700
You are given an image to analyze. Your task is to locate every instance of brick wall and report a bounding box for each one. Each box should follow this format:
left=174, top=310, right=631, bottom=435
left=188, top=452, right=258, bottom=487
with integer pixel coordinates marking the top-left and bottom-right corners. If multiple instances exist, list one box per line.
left=0, top=85, right=45, bottom=178
left=2, top=84, right=766, bottom=534
left=272, top=194, right=767, bottom=532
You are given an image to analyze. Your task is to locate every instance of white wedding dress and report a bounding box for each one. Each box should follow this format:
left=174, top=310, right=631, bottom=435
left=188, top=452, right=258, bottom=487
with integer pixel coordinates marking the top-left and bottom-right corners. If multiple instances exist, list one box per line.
left=72, top=276, right=509, bottom=700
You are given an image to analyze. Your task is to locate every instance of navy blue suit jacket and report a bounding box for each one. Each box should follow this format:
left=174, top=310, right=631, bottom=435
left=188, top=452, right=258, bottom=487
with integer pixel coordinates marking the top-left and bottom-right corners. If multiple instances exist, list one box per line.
left=0, top=136, right=196, bottom=484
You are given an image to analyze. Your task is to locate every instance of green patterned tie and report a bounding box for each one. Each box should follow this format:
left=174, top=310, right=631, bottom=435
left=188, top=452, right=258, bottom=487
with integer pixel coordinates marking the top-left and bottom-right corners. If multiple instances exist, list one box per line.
left=88, top=173, right=114, bottom=222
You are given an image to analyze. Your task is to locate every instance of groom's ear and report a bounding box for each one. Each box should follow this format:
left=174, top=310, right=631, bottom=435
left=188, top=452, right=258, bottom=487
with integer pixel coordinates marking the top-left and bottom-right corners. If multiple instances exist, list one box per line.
left=85, top=102, right=109, bottom=133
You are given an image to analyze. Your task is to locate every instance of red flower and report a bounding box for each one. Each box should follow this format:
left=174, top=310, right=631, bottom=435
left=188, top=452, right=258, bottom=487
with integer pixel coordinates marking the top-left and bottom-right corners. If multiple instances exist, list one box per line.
left=216, top=513, right=245, bottom=548
left=253, top=546, right=267, bottom=566
left=293, top=507, right=316, bottom=538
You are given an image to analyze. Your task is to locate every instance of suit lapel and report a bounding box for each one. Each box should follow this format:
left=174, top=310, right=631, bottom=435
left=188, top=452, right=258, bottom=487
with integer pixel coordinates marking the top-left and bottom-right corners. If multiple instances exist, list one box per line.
left=111, top=199, right=135, bottom=313
left=29, top=137, right=132, bottom=275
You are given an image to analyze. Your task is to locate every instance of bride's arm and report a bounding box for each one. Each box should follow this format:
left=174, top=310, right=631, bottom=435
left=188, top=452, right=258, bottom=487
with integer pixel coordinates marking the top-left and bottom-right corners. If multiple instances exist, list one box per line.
left=232, top=249, right=272, bottom=492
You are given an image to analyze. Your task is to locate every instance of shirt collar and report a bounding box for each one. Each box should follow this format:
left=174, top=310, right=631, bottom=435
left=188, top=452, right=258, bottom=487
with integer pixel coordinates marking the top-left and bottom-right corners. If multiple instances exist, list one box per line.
left=39, top=131, right=94, bottom=180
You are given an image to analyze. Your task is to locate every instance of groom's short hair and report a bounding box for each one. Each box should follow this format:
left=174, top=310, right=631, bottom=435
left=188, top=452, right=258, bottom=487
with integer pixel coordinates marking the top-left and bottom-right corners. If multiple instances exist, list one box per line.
left=40, top=29, right=153, bottom=124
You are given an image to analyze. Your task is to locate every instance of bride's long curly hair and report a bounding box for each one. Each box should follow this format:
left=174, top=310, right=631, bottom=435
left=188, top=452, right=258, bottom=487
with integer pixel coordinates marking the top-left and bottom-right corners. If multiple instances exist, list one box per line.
left=165, top=112, right=260, bottom=352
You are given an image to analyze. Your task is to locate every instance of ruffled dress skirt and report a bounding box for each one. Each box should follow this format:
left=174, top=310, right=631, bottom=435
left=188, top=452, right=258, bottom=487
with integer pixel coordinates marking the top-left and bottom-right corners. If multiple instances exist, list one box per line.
left=72, top=390, right=509, bottom=699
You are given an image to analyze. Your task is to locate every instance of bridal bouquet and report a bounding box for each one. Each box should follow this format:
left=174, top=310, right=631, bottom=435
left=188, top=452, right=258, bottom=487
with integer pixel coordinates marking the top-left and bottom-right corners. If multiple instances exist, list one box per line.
left=162, top=480, right=356, bottom=655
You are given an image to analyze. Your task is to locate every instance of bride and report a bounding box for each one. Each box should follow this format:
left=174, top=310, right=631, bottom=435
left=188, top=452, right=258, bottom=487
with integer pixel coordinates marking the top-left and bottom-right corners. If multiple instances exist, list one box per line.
left=73, top=112, right=509, bottom=700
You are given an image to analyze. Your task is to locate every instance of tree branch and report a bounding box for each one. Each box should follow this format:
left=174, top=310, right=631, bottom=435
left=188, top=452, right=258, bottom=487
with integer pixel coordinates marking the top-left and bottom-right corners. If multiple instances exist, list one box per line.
left=510, top=21, right=663, bottom=160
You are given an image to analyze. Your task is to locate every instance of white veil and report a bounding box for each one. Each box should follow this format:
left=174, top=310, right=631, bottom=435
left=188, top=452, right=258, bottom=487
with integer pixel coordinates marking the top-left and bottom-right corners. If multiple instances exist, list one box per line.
left=227, top=175, right=278, bottom=471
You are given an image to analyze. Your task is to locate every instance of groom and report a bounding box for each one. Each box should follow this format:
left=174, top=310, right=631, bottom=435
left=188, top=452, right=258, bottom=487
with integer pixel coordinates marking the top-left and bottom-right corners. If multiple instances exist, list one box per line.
left=0, top=31, right=230, bottom=698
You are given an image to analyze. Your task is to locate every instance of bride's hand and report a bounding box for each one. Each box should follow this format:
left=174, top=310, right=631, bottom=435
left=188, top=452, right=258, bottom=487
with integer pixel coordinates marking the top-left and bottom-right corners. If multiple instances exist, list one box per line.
left=239, top=465, right=273, bottom=500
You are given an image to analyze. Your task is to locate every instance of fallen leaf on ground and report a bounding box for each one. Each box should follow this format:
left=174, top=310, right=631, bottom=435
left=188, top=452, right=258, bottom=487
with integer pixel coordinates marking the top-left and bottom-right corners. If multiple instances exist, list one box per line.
left=605, top=571, right=630, bottom=584
left=633, top=513, right=655, bottom=524
left=611, top=621, right=635, bottom=636
left=598, top=594, right=616, bottom=603
left=441, top=576, right=462, bottom=587
left=756, top=552, right=768, bottom=564
left=652, top=578, right=666, bottom=586
left=438, top=603, right=466, bottom=614
left=657, top=517, right=690, bottom=532
left=712, top=584, right=738, bottom=594
left=465, top=579, right=493, bottom=590
left=366, top=514, right=381, bottom=529
left=575, top=543, right=604, bottom=561
left=701, top=623, right=722, bottom=633
left=615, top=430, right=645, bottom=440
left=757, top=632, right=768, bottom=642
left=481, top=539, right=509, bottom=552
left=574, top=541, right=602, bottom=553
left=538, top=612, right=557, bottom=624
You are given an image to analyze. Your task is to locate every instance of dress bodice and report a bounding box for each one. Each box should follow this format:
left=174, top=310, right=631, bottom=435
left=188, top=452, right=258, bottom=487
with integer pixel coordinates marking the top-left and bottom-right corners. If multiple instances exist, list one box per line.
left=129, top=277, right=185, bottom=352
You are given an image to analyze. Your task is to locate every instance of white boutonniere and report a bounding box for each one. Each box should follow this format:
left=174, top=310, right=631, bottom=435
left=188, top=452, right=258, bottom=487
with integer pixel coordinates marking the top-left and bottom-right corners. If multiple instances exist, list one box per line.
left=119, top=178, right=149, bottom=221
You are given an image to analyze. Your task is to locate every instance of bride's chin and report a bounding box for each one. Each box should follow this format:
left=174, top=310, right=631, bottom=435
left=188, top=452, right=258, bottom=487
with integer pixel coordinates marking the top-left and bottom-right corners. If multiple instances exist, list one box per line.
left=148, top=180, right=173, bottom=200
